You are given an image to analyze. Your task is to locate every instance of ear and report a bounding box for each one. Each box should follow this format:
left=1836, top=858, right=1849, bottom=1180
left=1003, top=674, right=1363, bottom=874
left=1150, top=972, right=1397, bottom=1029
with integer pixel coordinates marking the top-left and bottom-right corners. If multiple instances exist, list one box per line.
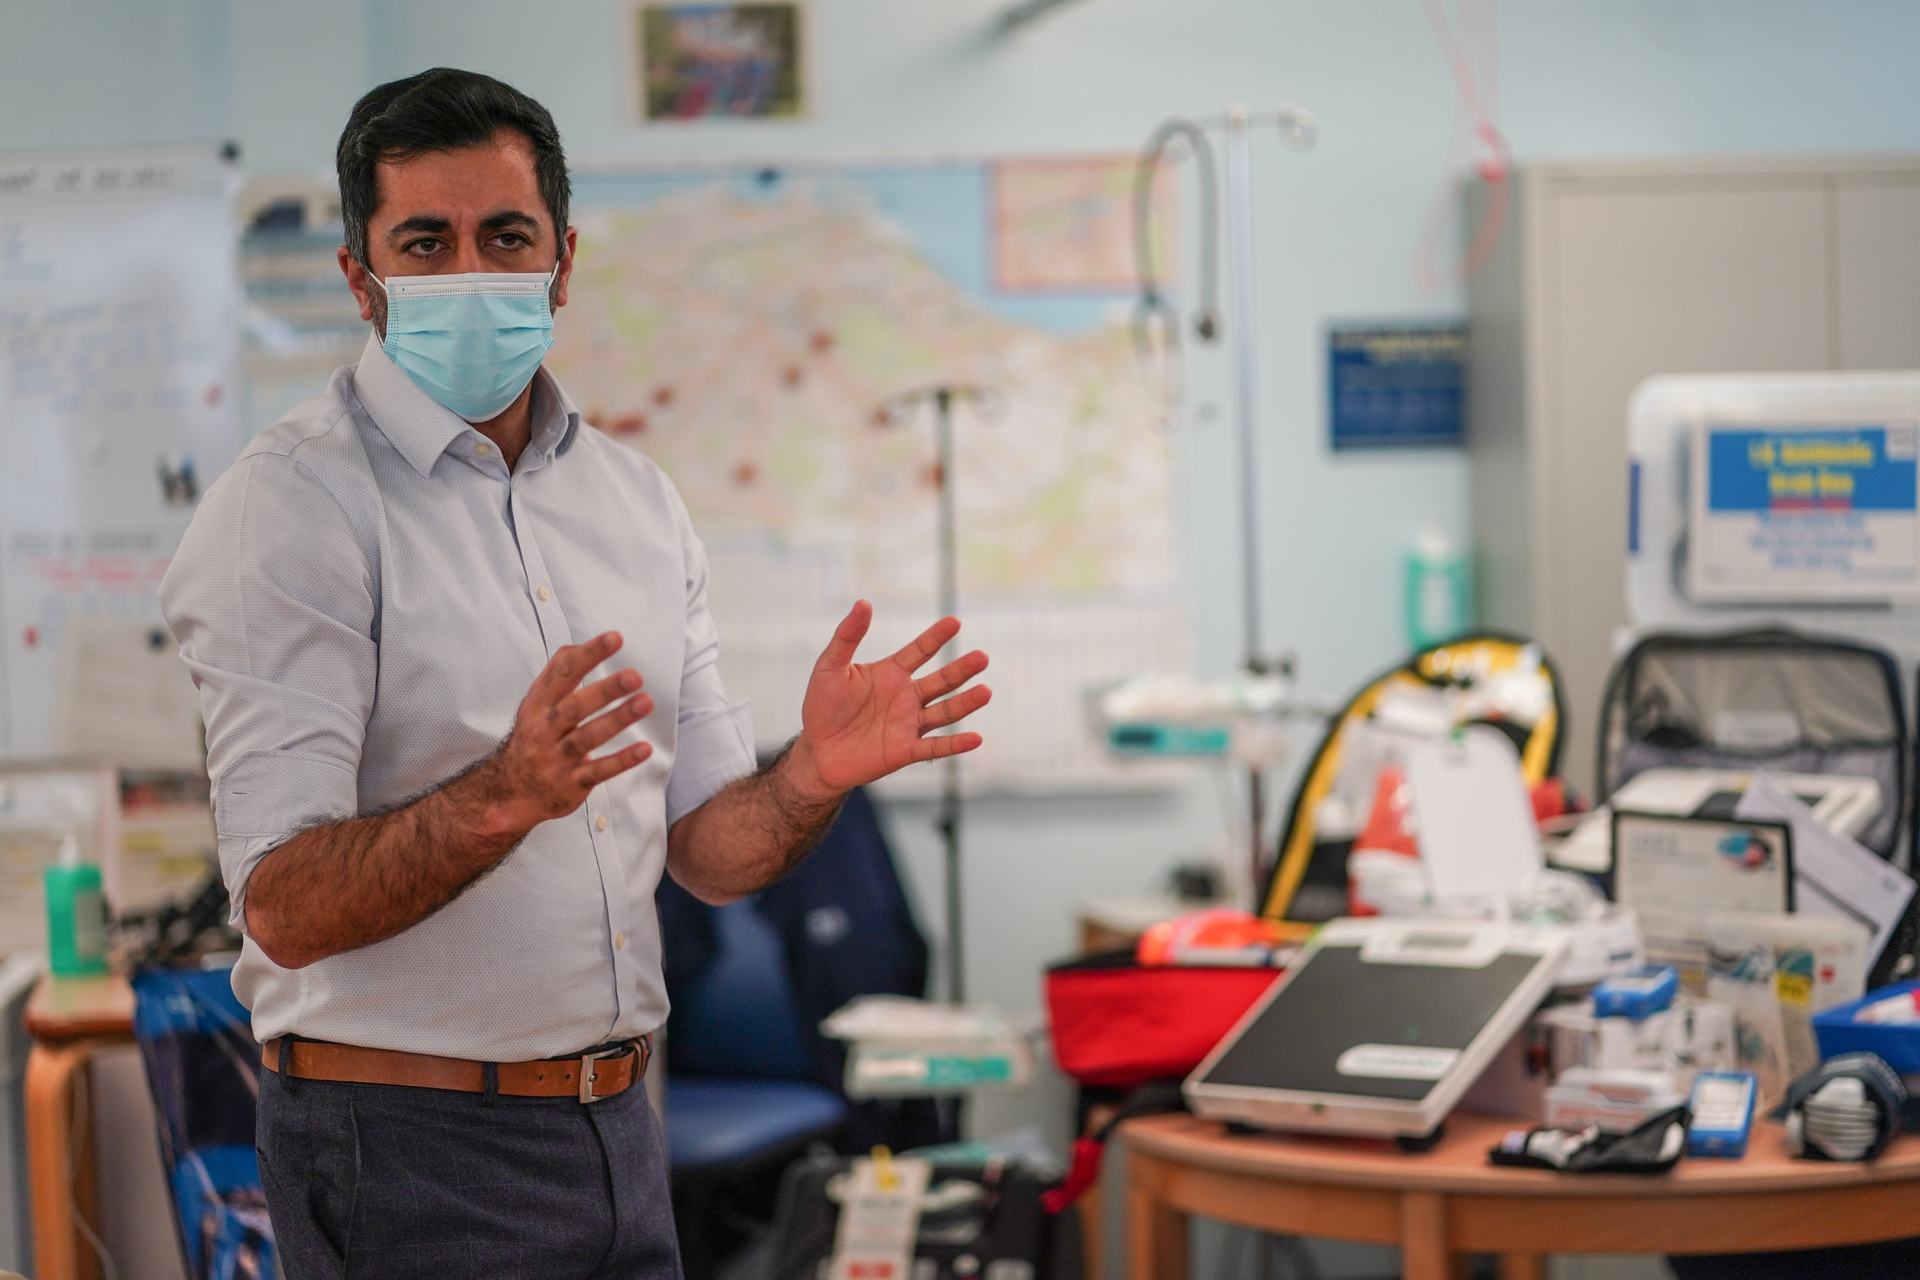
left=339, top=247, right=376, bottom=323
left=552, top=225, right=578, bottom=310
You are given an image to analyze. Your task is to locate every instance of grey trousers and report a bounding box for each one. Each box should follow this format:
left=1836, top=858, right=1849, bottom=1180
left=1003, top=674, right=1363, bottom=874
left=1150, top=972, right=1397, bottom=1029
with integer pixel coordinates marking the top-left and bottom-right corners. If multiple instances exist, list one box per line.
left=257, top=1064, right=682, bottom=1279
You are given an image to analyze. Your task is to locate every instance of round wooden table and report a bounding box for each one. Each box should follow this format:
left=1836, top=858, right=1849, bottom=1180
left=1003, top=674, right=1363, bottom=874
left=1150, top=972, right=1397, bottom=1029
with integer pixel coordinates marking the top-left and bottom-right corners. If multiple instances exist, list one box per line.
left=24, top=973, right=137, bottom=1280
left=1122, top=1111, right=1920, bottom=1280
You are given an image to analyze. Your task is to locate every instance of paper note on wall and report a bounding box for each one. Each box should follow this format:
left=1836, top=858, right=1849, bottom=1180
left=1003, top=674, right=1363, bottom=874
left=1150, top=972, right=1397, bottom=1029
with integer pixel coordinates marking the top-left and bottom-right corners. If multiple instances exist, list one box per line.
left=53, top=616, right=203, bottom=770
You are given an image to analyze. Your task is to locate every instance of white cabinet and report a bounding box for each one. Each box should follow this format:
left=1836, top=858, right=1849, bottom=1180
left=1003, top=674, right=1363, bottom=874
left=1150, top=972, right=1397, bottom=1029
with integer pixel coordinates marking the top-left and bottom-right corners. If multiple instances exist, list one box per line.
left=1835, top=177, right=1920, bottom=369
left=1467, top=158, right=1920, bottom=790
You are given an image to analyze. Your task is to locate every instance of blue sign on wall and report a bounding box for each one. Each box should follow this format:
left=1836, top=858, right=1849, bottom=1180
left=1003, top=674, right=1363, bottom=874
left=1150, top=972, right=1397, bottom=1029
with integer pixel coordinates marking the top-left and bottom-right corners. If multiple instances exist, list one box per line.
left=1328, top=323, right=1467, bottom=451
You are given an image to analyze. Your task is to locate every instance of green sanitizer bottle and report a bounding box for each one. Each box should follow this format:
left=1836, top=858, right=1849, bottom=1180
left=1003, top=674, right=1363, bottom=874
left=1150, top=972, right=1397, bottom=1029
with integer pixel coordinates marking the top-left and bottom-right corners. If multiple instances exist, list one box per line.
left=45, top=831, right=110, bottom=978
left=1405, top=525, right=1473, bottom=651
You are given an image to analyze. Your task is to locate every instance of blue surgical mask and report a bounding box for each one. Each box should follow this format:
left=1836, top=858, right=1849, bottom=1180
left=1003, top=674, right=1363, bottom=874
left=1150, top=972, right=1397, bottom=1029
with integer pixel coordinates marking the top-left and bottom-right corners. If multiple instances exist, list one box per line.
left=372, top=264, right=558, bottom=422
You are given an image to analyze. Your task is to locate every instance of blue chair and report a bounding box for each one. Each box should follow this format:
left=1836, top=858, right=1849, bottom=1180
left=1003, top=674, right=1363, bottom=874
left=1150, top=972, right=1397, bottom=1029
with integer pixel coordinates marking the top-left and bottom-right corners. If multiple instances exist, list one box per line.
left=661, top=787, right=937, bottom=1275
left=666, top=900, right=853, bottom=1166
left=665, top=901, right=853, bottom=1277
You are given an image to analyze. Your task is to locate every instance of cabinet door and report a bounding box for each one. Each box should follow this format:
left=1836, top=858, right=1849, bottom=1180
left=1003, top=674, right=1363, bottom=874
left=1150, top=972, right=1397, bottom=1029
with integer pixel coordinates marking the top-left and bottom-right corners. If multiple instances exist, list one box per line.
left=1835, top=177, right=1920, bottom=370
left=1544, top=178, right=1832, bottom=789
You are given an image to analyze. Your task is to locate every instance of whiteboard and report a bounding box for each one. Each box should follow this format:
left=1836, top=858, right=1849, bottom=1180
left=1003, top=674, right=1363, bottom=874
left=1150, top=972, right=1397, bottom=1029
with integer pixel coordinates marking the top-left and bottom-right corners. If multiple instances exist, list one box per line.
left=0, top=147, right=245, bottom=761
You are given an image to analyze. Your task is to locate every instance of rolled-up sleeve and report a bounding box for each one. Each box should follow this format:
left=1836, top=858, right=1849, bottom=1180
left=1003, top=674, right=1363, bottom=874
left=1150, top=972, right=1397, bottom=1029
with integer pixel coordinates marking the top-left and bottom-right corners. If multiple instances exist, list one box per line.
left=159, top=452, right=376, bottom=928
left=664, top=496, right=755, bottom=827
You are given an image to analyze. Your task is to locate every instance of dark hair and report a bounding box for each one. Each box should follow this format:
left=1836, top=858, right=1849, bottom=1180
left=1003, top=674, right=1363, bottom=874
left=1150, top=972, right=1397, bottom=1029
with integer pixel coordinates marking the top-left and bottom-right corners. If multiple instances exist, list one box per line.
left=335, top=67, right=571, bottom=269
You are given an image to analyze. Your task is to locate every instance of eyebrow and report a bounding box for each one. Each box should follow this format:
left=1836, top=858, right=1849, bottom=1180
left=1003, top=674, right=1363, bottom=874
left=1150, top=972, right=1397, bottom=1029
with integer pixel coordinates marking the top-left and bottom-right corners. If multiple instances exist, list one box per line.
left=479, top=209, right=542, bottom=236
left=383, top=209, right=544, bottom=242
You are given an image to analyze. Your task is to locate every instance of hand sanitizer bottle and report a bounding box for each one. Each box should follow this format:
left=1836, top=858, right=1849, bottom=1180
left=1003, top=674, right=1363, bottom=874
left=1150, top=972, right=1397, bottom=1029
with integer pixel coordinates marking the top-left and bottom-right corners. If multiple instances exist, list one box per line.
left=1405, top=525, right=1473, bottom=651
left=45, top=830, right=109, bottom=977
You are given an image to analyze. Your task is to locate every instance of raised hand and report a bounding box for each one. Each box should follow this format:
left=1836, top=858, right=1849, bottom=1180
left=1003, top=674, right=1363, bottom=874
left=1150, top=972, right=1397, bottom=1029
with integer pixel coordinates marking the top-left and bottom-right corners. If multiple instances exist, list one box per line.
left=789, top=600, right=991, bottom=796
left=489, top=631, right=655, bottom=828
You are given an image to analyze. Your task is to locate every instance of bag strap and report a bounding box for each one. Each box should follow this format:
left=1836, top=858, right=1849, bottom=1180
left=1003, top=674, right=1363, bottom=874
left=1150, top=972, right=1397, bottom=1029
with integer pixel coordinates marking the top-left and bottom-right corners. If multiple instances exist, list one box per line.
left=1041, top=1080, right=1188, bottom=1214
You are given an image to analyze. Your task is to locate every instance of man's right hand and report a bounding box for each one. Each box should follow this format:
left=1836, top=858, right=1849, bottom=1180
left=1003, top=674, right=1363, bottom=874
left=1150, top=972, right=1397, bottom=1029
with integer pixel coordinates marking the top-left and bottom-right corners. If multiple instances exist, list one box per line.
left=483, top=631, right=655, bottom=834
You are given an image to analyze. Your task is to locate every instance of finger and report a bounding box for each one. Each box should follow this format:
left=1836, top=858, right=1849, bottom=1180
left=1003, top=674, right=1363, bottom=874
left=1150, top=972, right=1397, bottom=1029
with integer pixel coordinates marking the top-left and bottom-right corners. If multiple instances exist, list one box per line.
left=561, top=692, right=654, bottom=759
left=571, top=739, right=653, bottom=789
left=910, top=731, right=983, bottom=763
left=917, top=684, right=991, bottom=732
left=535, top=632, right=623, bottom=704
left=550, top=669, right=644, bottom=737
left=814, top=600, right=873, bottom=673
left=912, top=650, right=989, bottom=702
left=889, top=616, right=961, bottom=673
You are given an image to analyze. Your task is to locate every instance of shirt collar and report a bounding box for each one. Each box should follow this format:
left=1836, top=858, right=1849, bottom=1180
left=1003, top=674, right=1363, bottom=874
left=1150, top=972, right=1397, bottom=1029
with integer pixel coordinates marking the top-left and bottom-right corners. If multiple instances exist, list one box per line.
left=351, top=332, right=583, bottom=479
left=531, top=367, right=584, bottom=464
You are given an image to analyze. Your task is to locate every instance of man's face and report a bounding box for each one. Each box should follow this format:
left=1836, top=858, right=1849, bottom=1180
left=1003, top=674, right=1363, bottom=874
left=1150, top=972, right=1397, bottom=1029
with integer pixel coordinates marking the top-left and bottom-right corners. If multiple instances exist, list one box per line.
left=339, top=127, right=576, bottom=339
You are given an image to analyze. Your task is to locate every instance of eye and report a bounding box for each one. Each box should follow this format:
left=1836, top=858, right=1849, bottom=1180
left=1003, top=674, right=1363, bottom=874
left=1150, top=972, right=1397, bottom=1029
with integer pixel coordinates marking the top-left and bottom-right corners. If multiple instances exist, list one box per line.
left=491, top=232, right=531, bottom=250
left=402, top=237, right=442, bottom=258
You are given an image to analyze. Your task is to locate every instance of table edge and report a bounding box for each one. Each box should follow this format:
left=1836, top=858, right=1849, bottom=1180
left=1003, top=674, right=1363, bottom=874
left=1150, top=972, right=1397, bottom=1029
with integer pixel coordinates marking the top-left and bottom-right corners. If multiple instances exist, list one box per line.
left=1121, top=1113, right=1920, bottom=1198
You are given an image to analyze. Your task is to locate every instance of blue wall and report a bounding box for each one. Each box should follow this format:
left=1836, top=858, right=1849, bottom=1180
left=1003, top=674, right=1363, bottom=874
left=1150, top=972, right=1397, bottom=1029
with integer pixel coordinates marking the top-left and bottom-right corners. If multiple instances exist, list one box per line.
left=10, top=0, right=1920, bottom=1159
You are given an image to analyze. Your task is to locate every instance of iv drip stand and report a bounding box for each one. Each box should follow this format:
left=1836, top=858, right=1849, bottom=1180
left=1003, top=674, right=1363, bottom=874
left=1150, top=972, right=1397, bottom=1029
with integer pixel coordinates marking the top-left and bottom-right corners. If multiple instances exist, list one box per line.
left=1222, top=106, right=1270, bottom=899
left=1134, top=102, right=1316, bottom=904
left=880, top=383, right=1002, bottom=1003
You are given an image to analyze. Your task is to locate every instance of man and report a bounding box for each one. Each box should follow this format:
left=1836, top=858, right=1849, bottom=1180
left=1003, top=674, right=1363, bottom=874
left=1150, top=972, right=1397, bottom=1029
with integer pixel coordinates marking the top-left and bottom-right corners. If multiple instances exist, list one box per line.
left=160, top=67, right=990, bottom=1279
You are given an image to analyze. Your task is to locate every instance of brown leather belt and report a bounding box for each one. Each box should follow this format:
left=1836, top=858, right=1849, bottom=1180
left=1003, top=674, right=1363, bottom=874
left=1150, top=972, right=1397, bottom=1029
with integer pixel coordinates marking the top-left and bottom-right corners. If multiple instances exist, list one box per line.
left=261, top=1036, right=650, bottom=1103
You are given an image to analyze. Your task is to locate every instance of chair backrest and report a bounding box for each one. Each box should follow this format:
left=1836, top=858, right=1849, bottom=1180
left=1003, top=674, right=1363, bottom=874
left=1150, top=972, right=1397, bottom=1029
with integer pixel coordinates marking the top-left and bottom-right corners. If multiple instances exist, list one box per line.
left=659, top=786, right=929, bottom=1085
left=668, top=901, right=817, bottom=1080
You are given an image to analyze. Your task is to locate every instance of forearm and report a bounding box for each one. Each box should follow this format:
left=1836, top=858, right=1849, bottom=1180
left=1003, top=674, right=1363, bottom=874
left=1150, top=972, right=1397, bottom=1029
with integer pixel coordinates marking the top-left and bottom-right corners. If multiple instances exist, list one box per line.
left=666, top=738, right=845, bottom=903
left=242, top=754, right=529, bottom=969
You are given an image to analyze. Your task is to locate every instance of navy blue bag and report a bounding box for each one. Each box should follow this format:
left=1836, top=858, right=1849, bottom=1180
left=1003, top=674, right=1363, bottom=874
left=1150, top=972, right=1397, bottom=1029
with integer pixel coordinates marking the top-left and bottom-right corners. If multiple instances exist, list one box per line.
left=132, top=966, right=275, bottom=1280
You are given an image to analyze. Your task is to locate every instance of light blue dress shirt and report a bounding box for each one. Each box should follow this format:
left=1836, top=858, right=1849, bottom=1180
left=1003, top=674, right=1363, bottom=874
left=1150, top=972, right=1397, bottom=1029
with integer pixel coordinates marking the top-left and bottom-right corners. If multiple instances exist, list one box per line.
left=160, top=335, right=756, bottom=1060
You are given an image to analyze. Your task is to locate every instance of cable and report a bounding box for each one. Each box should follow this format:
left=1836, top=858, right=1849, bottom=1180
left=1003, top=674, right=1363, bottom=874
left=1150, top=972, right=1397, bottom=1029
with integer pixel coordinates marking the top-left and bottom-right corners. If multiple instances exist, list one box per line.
left=1132, top=116, right=1221, bottom=355
left=69, top=1066, right=123, bottom=1280
left=1270, top=1231, right=1322, bottom=1279
left=1414, top=0, right=1512, bottom=291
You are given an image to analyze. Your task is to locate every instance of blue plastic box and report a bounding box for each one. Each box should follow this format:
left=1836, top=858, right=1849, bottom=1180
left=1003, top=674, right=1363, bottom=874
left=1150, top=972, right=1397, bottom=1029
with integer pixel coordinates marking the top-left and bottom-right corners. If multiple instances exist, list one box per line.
left=1811, top=980, right=1920, bottom=1074
left=1591, top=965, right=1678, bottom=1021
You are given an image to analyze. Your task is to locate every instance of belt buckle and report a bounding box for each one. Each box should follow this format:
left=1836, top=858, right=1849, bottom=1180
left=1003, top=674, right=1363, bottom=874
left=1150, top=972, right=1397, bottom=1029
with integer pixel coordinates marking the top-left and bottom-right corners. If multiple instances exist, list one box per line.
left=577, top=1045, right=627, bottom=1104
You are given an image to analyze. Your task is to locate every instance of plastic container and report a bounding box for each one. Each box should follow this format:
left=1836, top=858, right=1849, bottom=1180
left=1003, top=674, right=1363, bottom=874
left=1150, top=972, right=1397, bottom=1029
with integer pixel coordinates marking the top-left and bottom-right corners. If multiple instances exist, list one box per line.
left=1812, top=981, right=1920, bottom=1074
left=44, top=833, right=109, bottom=977
left=1592, top=965, right=1679, bottom=1021
left=1405, top=525, right=1473, bottom=650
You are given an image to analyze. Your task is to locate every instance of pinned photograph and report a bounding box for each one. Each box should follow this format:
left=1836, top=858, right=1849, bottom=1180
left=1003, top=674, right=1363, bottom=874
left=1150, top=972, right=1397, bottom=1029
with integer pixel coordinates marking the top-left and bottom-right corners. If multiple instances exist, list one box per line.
left=635, top=2, right=805, bottom=122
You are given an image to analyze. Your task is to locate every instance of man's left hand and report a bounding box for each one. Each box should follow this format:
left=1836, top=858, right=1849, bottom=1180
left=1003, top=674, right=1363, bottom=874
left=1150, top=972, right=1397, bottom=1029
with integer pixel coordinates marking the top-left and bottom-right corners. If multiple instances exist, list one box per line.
left=786, top=600, right=990, bottom=798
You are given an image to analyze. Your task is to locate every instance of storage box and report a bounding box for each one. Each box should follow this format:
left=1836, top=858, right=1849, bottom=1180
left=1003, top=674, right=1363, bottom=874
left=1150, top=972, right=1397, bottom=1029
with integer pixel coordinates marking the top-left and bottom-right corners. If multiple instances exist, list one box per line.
left=1544, top=1067, right=1686, bottom=1133
left=1536, top=997, right=1734, bottom=1089
left=1812, top=981, right=1920, bottom=1074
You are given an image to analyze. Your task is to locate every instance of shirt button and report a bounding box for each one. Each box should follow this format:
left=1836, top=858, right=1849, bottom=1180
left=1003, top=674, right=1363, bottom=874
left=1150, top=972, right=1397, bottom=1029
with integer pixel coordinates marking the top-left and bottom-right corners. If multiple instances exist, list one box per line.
left=475, top=442, right=491, bottom=455
left=536, top=585, right=551, bottom=602
left=594, top=814, right=608, bottom=832
left=615, top=931, right=628, bottom=950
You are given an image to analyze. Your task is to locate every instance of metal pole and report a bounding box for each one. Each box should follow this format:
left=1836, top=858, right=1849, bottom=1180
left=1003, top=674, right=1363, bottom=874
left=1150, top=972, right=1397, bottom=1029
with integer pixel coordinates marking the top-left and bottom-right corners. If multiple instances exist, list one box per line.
left=933, top=388, right=965, bottom=1003
left=1222, top=105, right=1269, bottom=894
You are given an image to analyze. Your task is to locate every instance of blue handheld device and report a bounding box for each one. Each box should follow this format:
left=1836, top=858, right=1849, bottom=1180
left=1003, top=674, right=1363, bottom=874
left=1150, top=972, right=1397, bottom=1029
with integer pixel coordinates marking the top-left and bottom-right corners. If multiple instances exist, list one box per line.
left=1687, top=1070, right=1757, bottom=1158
